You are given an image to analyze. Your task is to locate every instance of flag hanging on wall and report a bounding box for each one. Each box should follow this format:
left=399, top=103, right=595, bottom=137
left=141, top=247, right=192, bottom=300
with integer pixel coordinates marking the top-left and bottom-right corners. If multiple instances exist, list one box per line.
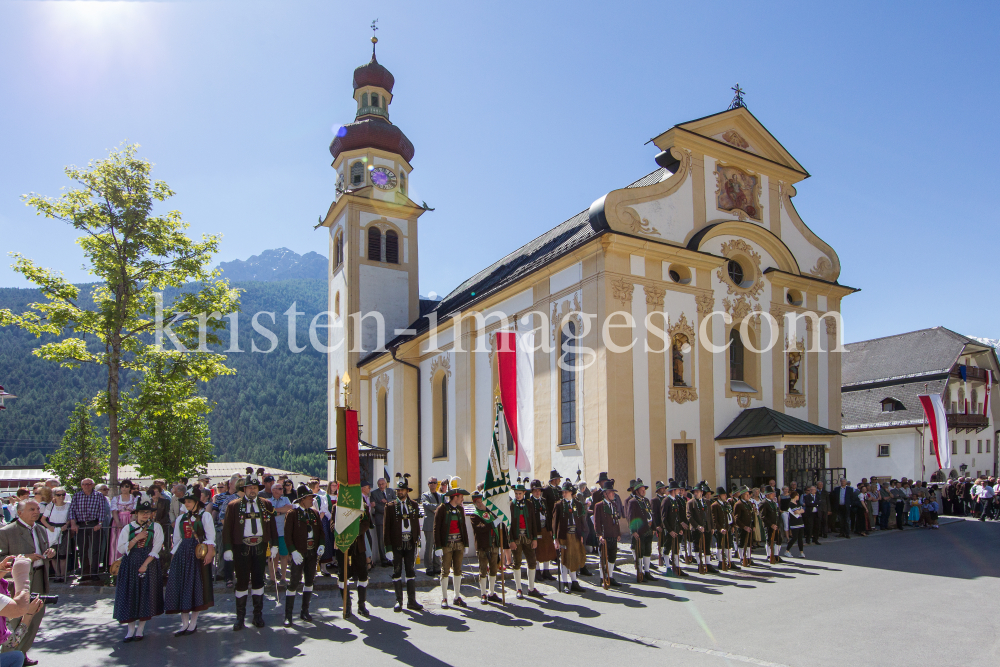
left=918, top=393, right=950, bottom=471
left=984, top=370, right=992, bottom=417
left=494, top=330, right=533, bottom=473
left=482, top=402, right=512, bottom=528
left=334, top=406, right=362, bottom=551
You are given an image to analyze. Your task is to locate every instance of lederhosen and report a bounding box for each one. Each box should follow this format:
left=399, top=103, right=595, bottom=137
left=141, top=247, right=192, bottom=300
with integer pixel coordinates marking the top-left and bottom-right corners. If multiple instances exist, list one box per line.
left=287, top=506, right=321, bottom=593
left=531, top=495, right=558, bottom=562
left=473, top=509, right=501, bottom=578
left=509, top=499, right=537, bottom=570
left=554, top=499, right=586, bottom=571
left=439, top=504, right=466, bottom=578
left=235, top=498, right=271, bottom=592
left=391, top=499, right=418, bottom=582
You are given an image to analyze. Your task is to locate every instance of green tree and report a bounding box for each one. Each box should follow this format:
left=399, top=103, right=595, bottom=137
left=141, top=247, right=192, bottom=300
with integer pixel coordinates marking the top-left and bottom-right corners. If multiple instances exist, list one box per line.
left=48, top=403, right=108, bottom=492
left=123, top=358, right=214, bottom=481
left=0, top=143, right=241, bottom=485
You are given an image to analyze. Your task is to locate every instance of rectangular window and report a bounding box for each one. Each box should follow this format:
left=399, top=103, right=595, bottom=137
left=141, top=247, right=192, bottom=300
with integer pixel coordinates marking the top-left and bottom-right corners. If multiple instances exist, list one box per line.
left=966, top=440, right=971, bottom=454
left=952, top=440, right=958, bottom=455
left=559, top=324, right=577, bottom=445
left=877, top=444, right=890, bottom=458
left=952, top=401, right=958, bottom=413
left=978, top=440, right=983, bottom=453
left=988, top=440, right=992, bottom=453
left=977, top=470, right=982, bottom=479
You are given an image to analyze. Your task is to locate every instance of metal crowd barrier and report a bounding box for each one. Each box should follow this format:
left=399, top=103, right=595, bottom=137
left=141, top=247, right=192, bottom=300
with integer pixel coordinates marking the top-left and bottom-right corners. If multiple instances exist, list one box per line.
left=59, top=525, right=111, bottom=582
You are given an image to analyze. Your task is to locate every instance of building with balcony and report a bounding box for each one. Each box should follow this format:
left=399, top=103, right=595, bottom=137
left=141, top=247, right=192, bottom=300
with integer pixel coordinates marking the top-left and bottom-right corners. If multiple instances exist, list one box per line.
left=841, top=327, right=1000, bottom=483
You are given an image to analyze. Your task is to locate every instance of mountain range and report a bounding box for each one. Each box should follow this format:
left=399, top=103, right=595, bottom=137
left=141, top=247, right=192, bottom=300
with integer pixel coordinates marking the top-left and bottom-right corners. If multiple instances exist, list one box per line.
left=217, top=248, right=328, bottom=282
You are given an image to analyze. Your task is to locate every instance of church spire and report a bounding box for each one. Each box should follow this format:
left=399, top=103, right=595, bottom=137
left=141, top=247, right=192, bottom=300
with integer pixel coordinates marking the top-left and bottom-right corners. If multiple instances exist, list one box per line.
left=370, top=18, right=378, bottom=57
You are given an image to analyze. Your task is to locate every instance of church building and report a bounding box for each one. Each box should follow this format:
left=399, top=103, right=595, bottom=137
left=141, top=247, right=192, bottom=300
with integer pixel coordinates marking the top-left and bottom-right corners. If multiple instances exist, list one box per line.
left=319, top=44, right=856, bottom=492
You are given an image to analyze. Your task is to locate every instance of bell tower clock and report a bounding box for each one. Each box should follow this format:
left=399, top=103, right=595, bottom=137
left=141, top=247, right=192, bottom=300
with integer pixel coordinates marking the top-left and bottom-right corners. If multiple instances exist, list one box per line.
left=318, top=34, right=427, bottom=456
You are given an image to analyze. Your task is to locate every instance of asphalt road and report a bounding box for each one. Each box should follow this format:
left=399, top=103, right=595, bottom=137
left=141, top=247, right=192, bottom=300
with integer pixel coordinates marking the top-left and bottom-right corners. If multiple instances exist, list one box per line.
left=29, top=518, right=1000, bottom=666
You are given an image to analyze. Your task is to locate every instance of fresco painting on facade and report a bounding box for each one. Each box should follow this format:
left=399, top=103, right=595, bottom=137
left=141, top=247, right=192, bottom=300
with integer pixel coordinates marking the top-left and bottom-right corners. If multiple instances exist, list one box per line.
left=715, top=164, right=761, bottom=221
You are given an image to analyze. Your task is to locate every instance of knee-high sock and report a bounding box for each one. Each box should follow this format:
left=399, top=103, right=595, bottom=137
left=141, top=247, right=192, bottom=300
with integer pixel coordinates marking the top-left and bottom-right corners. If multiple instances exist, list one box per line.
left=488, top=575, right=495, bottom=594
left=440, top=575, right=448, bottom=600
left=235, top=589, right=248, bottom=598
left=180, top=611, right=189, bottom=631
left=559, top=562, right=568, bottom=584
left=527, top=568, right=536, bottom=590
left=514, top=569, right=522, bottom=590
left=125, top=621, right=135, bottom=639
left=570, top=570, right=578, bottom=582
left=189, top=611, right=200, bottom=630
left=136, top=620, right=146, bottom=637
left=642, top=556, right=651, bottom=573
left=479, top=577, right=488, bottom=596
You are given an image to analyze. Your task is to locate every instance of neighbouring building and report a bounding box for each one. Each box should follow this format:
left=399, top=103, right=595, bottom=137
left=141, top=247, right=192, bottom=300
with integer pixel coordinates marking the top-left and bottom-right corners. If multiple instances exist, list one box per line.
left=841, top=327, right=1000, bottom=483
left=320, top=43, right=856, bottom=491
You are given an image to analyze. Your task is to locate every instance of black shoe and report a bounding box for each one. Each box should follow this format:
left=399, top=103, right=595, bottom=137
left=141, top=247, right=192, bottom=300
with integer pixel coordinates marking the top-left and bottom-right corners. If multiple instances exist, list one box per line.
left=563, top=584, right=571, bottom=594
left=579, top=566, right=593, bottom=576
left=480, top=594, right=488, bottom=605
left=516, top=589, right=525, bottom=600
left=284, top=595, right=295, bottom=627
left=123, top=637, right=134, bottom=643
left=570, top=581, right=584, bottom=592
left=252, top=595, right=266, bottom=628
left=488, top=593, right=502, bottom=603
left=609, top=578, right=622, bottom=587
left=358, top=587, right=370, bottom=618
left=643, top=572, right=657, bottom=581
left=233, top=596, right=248, bottom=631
left=173, top=628, right=188, bottom=637
left=728, top=563, right=741, bottom=571
left=649, top=564, right=660, bottom=570
left=528, top=588, right=545, bottom=598
left=453, top=596, right=467, bottom=608
left=406, top=581, right=424, bottom=611
left=184, top=627, right=197, bottom=635
left=343, top=589, right=353, bottom=618
left=132, top=636, right=144, bottom=642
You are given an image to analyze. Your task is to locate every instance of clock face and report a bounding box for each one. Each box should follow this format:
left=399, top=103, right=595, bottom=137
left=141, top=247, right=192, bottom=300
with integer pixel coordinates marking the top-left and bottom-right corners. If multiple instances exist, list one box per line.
left=370, top=167, right=397, bottom=190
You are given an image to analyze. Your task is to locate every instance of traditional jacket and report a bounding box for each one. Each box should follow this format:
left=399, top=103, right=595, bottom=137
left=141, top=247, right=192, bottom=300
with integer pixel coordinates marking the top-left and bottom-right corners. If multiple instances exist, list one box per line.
left=552, top=498, right=588, bottom=541
left=542, top=485, right=562, bottom=531
left=711, top=499, right=732, bottom=532
left=222, top=496, right=279, bottom=550
left=530, top=495, right=550, bottom=533
left=470, top=507, right=509, bottom=552
left=509, top=497, right=541, bottom=541
left=650, top=494, right=664, bottom=530
left=759, top=499, right=780, bottom=531
left=433, top=502, right=469, bottom=549
left=734, top=499, right=756, bottom=531
left=384, top=497, right=421, bottom=551
left=660, top=494, right=680, bottom=532
left=592, top=497, right=621, bottom=541
left=686, top=497, right=709, bottom=531
left=284, top=505, right=322, bottom=554
left=626, top=495, right=654, bottom=536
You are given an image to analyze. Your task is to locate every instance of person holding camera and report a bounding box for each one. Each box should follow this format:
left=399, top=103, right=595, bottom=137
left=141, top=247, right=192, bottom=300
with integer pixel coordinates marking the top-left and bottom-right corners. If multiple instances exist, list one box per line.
left=0, top=500, right=55, bottom=666
left=0, top=554, right=45, bottom=667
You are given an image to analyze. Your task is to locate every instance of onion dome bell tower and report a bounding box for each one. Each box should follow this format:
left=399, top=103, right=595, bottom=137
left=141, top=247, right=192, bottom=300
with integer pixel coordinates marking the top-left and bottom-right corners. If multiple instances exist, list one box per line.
left=319, top=34, right=426, bottom=443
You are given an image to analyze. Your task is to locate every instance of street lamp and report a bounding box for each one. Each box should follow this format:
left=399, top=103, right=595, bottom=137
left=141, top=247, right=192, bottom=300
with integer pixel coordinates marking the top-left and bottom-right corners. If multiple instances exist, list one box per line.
left=0, top=385, right=15, bottom=411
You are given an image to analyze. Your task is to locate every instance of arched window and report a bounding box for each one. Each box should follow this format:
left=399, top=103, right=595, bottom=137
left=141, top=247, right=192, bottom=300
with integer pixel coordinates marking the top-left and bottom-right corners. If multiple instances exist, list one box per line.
left=361, top=92, right=369, bottom=107
left=560, top=321, right=577, bottom=445
left=399, top=171, right=406, bottom=195
left=370, top=93, right=378, bottom=108
left=378, top=390, right=388, bottom=450
left=367, top=226, right=383, bottom=261
left=433, top=372, right=449, bottom=459
left=729, top=329, right=744, bottom=383
left=334, top=232, right=344, bottom=267
left=334, top=292, right=340, bottom=318
left=351, top=161, right=365, bottom=187
left=385, top=230, right=399, bottom=264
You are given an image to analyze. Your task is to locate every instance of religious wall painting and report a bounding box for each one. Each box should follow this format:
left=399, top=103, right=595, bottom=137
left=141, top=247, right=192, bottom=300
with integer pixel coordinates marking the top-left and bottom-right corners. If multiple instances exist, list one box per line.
left=722, top=129, right=750, bottom=150
left=715, top=164, right=762, bottom=222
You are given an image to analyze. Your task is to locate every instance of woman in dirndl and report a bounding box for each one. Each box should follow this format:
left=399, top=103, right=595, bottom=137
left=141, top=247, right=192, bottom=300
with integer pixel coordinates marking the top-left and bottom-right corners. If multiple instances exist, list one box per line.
left=164, top=486, right=216, bottom=637
left=113, top=498, right=165, bottom=642
left=109, top=480, right=138, bottom=566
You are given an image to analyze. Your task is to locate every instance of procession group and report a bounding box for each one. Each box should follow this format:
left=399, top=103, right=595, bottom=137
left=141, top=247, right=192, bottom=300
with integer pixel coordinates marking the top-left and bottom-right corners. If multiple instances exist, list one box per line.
left=107, top=466, right=826, bottom=643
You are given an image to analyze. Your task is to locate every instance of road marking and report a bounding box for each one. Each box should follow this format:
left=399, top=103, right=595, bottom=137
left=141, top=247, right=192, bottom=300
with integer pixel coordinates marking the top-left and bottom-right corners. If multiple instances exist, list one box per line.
left=616, top=630, right=793, bottom=667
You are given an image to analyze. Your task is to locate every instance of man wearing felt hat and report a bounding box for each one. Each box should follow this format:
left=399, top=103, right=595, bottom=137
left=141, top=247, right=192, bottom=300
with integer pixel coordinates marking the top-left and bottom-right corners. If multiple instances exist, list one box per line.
left=282, top=487, right=324, bottom=626
left=338, top=478, right=374, bottom=618
left=552, top=479, right=588, bottom=593
left=222, top=470, right=279, bottom=630
left=592, top=479, right=622, bottom=587
left=659, top=480, right=687, bottom=577
left=529, top=479, right=557, bottom=582
left=760, top=486, right=783, bottom=564
left=470, top=489, right=510, bottom=604
left=711, top=487, right=739, bottom=570
left=509, top=478, right=544, bottom=599
left=733, top=486, right=756, bottom=565
left=433, top=478, right=470, bottom=609
left=626, top=479, right=656, bottom=582
left=651, top=481, right=668, bottom=569
left=384, top=473, right=423, bottom=612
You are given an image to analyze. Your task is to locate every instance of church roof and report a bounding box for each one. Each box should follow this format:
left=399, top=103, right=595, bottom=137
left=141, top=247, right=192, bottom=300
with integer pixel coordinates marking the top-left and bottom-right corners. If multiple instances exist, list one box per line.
left=716, top=407, right=840, bottom=441
left=353, top=54, right=395, bottom=92
left=330, top=116, right=415, bottom=163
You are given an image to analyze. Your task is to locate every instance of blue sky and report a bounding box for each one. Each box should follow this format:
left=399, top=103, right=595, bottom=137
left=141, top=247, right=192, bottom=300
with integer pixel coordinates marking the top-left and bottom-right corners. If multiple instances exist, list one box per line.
left=0, top=1, right=996, bottom=344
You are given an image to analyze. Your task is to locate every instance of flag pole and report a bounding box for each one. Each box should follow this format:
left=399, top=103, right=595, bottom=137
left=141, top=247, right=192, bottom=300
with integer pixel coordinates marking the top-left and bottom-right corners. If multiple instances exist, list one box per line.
left=922, top=382, right=928, bottom=481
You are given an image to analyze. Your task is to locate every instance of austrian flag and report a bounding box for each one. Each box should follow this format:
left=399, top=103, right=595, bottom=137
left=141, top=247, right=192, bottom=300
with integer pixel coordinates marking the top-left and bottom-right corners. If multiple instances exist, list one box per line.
left=918, top=393, right=950, bottom=471
left=494, top=330, right=534, bottom=473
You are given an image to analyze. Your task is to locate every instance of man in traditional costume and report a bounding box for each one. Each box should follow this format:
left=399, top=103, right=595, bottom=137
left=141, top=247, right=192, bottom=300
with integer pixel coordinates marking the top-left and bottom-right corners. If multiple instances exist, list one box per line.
left=626, top=479, right=655, bottom=582
left=711, top=487, right=739, bottom=570
left=433, top=479, right=469, bottom=609
left=530, top=480, right=558, bottom=581
left=384, top=473, right=423, bottom=612
left=592, top=480, right=622, bottom=587
left=222, top=472, right=279, bottom=630
left=733, top=486, right=756, bottom=566
left=508, top=478, right=544, bottom=599
left=552, top=479, right=587, bottom=593
left=470, top=490, right=509, bottom=605
left=283, top=487, right=324, bottom=626
left=337, top=481, right=373, bottom=618
left=760, top=486, right=783, bottom=564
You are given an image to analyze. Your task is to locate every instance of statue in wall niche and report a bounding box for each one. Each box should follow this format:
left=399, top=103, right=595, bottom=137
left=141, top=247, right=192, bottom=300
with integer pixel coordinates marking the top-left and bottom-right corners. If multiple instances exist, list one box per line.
left=788, top=351, right=801, bottom=394
left=672, top=334, right=688, bottom=386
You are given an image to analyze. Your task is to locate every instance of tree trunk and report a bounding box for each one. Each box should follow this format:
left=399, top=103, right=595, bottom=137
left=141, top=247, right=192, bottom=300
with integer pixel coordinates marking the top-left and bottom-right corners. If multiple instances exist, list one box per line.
left=108, top=335, right=121, bottom=488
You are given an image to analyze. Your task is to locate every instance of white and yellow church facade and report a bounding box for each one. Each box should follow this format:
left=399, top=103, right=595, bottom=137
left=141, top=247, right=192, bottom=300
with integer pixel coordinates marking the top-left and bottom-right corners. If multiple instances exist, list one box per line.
left=320, top=48, right=857, bottom=492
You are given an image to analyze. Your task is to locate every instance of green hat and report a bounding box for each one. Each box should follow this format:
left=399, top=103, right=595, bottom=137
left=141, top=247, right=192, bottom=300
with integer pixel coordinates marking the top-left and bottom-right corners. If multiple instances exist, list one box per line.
left=560, top=479, right=576, bottom=493
left=654, top=480, right=666, bottom=491
left=394, top=472, right=412, bottom=492
left=632, top=478, right=649, bottom=491
left=735, top=485, right=751, bottom=497
left=512, top=477, right=528, bottom=492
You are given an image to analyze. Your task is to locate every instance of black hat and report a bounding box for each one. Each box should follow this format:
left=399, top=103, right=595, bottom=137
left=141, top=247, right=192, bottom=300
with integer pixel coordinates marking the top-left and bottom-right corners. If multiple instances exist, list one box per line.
left=132, top=497, right=156, bottom=514
left=716, top=486, right=727, bottom=496
left=596, top=472, right=609, bottom=484
left=668, top=479, right=681, bottom=490
left=182, top=485, right=205, bottom=506
left=549, top=469, right=561, bottom=481
left=530, top=479, right=543, bottom=490
left=560, top=479, right=576, bottom=493
left=601, top=480, right=617, bottom=492
left=698, top=481, right=712, bottom=493
left=360, top=478, right=371, bottom=489
left=395, top=472, right=413, bottom=492
left=294, top=486, right=317, bottom=504
left=263, top=475, right=275, bottom=483
left=764, top=485, right=775, bottom=495
left=471, top=489, right=484, bottom=499
left=241, top=467, right=262, bottom=490
left=632, top=478, right=649, bottom=491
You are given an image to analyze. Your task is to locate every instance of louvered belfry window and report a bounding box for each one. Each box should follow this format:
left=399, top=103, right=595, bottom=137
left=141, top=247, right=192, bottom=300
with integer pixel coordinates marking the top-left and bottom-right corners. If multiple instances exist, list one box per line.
left=368, top=227, right=383, bottom=261
left=385, top=230, right=399, bottom=264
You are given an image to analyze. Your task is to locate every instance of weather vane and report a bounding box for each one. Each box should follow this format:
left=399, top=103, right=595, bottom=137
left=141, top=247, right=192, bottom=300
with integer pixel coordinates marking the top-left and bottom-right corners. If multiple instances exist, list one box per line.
left=729, top=83, right=746, bottom=110
left=371, top=18, right=379, bottom=56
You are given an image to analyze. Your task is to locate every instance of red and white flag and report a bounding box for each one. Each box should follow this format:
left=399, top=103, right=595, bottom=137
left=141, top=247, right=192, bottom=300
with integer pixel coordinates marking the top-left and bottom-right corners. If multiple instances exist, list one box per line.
left=494, top=330, right=534, bottom=473
left=984, top=370, right=992, bottom=417
left=918, top=393, right=950, bottom=471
